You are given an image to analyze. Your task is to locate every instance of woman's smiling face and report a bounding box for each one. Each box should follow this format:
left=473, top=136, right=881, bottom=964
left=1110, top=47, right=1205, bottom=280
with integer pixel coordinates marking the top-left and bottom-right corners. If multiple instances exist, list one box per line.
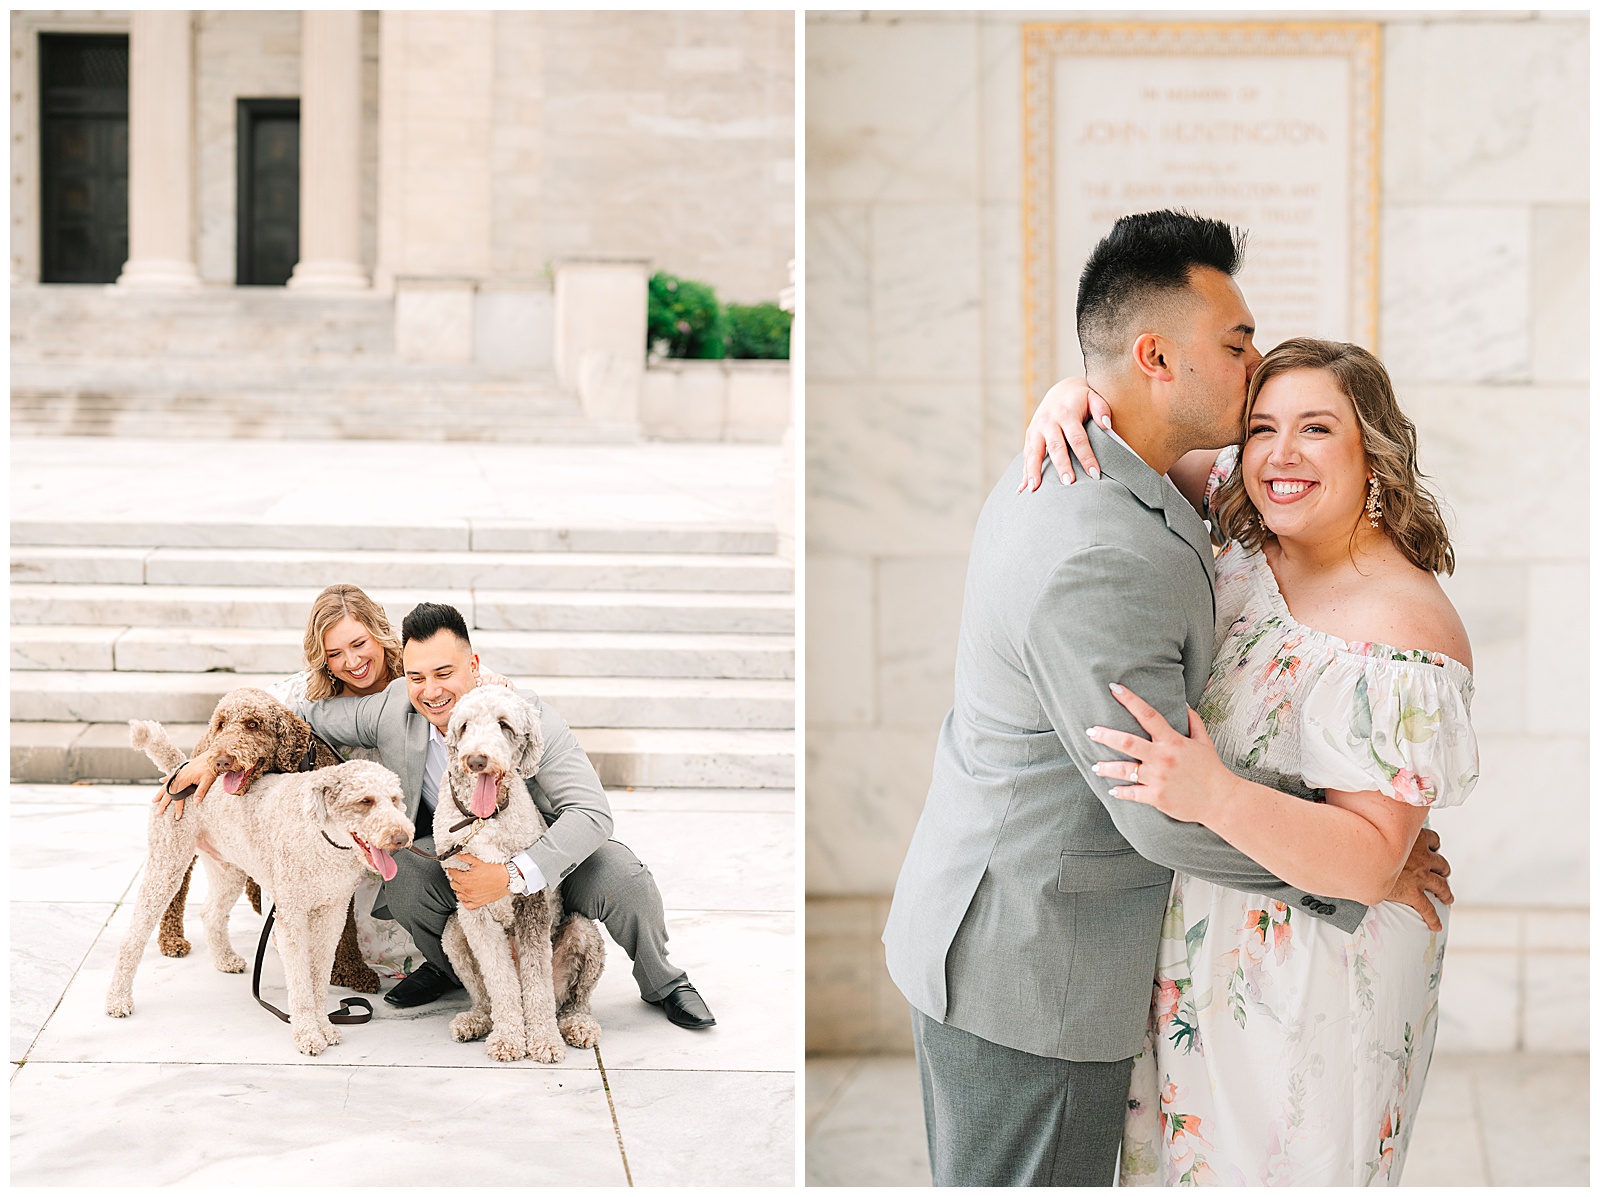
left=322, top=613, right=388, bottom=694
left=1241, top=367, right=1371, bottom=545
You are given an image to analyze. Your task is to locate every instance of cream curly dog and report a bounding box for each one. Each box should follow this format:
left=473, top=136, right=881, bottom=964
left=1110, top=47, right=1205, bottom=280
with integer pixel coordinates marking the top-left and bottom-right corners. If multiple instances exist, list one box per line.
left=157, top=687, right=380, bottom=994
left=108, top=705, right=414, bottom=1056
left=437, top=686, right=605, bottom=1063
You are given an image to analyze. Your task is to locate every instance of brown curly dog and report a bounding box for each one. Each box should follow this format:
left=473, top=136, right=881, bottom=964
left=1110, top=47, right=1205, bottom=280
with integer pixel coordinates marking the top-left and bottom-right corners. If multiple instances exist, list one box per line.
left=157, top=687, right=381, bottom=994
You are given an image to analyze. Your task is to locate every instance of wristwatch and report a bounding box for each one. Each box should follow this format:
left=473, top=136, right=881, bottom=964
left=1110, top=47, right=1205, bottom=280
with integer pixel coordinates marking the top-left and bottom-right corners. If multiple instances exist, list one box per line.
left=504, top=859, right=527, bottom=896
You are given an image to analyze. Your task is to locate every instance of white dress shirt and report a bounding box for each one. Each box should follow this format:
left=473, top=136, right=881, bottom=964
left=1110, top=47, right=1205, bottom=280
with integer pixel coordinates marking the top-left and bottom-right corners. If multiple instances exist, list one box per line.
left=422, top=723, right=547, bottom=894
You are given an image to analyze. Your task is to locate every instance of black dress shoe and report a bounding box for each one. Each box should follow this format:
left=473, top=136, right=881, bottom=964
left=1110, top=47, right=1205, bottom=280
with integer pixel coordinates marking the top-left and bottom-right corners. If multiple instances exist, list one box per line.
left=383, top=961, right=463, bottom=1008
left=646, top=980, right=716, bottom=1029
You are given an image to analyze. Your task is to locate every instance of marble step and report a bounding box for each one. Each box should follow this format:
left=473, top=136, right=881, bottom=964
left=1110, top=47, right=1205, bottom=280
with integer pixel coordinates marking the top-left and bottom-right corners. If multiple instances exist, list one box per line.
left=8, top=404, right=607, bottom=444
left=11, top=520, right=778, bottom=555
left=10, top=671, right=794, bottom=730
left=11, top=626, right=796, bottom=679
left=13, top=286, right=399, bottom=360
left=10, top=584, right=794, bottom=634
left=10, top=722, right=795, bottom=789
left=11, top=546, right=794, bottom=592
left=9, top=381, right=580, bottom=413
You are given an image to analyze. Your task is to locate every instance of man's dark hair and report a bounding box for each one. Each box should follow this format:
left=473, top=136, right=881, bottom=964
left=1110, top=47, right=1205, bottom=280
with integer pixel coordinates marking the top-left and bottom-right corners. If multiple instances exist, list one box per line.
left=401, top=602, right=472, bottom=649
left=1075, top=209, right=1245, bottom=365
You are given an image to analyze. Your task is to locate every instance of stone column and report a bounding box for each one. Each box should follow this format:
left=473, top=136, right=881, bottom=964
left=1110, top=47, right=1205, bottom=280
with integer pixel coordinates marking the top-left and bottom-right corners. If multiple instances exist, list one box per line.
left=774, top=258, right=797, bottom=561
left=553, top=257, right=650, bottom=432
left=116, top=11, right=200, bottom=288
left=288, top=10, right=367, bottom=290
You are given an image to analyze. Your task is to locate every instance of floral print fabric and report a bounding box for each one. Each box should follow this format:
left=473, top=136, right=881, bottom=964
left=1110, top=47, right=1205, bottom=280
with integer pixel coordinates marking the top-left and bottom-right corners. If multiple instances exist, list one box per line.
left=1119, top=542, right=1477, bottom=1186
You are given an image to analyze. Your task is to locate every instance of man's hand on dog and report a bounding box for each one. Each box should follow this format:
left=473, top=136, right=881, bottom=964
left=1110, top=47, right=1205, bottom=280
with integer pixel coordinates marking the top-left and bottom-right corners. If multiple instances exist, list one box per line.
left=152, top=758, right=218, bottom=821
left=449, top=852, right=511, bottom=909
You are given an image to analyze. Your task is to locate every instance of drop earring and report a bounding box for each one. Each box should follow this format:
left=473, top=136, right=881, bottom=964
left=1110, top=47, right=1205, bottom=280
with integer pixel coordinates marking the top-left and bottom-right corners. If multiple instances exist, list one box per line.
left=1365, top=476, right=1382, bottom=529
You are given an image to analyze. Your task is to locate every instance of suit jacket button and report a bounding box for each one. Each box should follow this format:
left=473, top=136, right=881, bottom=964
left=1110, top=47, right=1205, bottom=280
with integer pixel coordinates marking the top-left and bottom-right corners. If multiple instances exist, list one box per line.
left=1300, top=895, right=1314, bottom=907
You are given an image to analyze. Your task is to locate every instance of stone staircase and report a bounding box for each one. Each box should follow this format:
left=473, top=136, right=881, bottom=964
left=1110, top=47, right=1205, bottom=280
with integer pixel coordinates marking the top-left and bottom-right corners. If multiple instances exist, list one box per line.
left=10, top=286, right=605, bottom=442
left=10, top=518, right=794, bottom=789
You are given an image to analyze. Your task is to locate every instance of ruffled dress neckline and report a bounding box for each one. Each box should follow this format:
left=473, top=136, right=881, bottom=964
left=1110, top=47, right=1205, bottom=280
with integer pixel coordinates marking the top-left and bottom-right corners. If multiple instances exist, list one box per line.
left=1235, top=543, right=1474, bottom=687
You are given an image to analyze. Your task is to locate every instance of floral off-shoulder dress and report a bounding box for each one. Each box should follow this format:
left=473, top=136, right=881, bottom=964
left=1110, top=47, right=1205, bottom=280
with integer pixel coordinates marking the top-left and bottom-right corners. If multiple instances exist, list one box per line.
left=1118, top=534, right=1480, bottom=1187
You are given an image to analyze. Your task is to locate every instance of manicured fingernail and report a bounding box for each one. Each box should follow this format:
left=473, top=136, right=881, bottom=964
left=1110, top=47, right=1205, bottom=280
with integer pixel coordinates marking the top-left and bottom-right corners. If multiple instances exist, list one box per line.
left=1088, top=466, right=1100, bottom=479
left=1099, top=415, right=1112, bottom=430
left=1109, top=682, right=1125, bottom=694
left=1085, top=727, right=1100, bottom=740
left=1091, top=762, right=1105, bottom=774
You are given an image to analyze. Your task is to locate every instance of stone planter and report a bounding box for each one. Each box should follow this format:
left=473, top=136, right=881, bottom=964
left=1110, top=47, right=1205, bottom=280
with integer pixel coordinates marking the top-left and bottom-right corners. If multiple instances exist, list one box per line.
left=641, top=358, right=791, bottom=442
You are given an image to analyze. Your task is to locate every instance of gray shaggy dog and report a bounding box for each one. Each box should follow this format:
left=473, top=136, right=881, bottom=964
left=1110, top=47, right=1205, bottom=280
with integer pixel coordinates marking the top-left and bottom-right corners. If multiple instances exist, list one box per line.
left=108, top=706, right=413, bottom=1056
left=437, top=686, right=605, bottom=1063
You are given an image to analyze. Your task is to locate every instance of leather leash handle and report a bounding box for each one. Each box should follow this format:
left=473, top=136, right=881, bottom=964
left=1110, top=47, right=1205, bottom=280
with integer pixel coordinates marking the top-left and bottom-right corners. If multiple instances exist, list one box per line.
left=252, top=905, right=373, bottom=1026
left=163, top=767, right=198, bottom=800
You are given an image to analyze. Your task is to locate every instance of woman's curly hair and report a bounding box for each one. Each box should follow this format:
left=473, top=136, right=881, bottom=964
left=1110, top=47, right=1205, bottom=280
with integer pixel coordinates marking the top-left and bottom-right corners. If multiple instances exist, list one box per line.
left=1209, top=337, right=1455, bottom=575
left=302, top=584, right=404, bottom=700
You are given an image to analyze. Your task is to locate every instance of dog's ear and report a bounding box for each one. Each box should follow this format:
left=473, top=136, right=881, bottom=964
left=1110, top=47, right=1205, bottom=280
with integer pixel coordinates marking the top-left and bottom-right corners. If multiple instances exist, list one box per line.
left=302, top=773, right=333, bottom=825
left=272, top=702, right=310, bottom=771
left=445, top=712, right=465, bottom=751
left=514, top=704, right=545, bottom=778
left=194, top=703, right=223, bottom=755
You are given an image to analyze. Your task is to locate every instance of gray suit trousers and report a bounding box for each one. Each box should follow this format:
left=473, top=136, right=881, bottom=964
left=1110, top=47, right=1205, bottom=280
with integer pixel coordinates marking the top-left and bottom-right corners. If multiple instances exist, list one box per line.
left=912, top=1008, right=1132, bottom=1187
left=373, top=834, right=686, bottom=1001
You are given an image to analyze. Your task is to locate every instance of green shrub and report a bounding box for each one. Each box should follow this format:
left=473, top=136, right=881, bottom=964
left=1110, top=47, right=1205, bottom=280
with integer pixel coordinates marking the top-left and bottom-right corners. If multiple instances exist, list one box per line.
left=725, top=302, right=792, bottom=360
left=647, top=272, right=727, bottom=360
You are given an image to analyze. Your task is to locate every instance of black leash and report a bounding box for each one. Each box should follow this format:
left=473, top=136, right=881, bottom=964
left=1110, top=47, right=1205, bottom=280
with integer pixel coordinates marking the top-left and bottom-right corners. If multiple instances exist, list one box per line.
left=251, top=904, right=373, bottom=1026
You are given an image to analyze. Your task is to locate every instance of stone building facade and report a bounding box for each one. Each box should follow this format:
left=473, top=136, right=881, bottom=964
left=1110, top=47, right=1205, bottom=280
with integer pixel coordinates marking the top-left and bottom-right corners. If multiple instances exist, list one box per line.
left=807, top=10, right=1588, bottom=1056
left=11, top=10, right=795, bottom=440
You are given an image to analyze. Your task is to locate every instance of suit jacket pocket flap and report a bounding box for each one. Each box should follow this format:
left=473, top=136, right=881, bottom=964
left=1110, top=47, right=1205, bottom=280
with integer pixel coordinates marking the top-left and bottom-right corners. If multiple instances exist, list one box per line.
left=1056, top=848, right=1171, bottom=893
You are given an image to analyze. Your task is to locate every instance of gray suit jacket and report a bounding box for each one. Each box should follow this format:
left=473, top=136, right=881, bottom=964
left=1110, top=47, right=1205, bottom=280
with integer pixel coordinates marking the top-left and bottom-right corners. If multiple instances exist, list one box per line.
left=296, top=680, right=613, bottom=885
left=883, top=421, right=1363, bottom=1063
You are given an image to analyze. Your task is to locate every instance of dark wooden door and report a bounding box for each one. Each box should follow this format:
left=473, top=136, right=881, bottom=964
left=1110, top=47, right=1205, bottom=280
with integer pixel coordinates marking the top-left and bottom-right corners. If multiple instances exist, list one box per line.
left=39, top=33, right=129, bottom=284
left=236, top=99, right=300, bottom=286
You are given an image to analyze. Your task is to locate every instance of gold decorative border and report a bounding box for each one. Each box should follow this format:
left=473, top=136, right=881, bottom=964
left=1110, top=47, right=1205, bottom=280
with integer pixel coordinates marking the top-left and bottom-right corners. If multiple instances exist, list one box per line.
left=1021, top=21, right=1382, bottom=424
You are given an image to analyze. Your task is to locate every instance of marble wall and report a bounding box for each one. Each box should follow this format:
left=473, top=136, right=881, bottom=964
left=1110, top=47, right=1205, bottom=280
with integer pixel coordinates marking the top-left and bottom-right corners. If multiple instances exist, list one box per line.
left=805, top=9, right=1589, bottom=1054
left=11, top=11, right=793, bottom=305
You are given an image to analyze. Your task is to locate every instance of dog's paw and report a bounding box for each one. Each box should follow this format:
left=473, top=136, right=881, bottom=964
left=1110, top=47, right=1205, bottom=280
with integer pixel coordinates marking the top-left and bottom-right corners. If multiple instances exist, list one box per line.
left=487, top=1031, right=529, bottom=1063
left=451, top=1010, right=492, bottom=1042
left=526, top=1034, right=566, bottom=1064
left=105, top=993, right=134, bottom=1018
left=293, top=1025, right=329, bottom=1056
left=214, top=951, right=247, bottom=974
left=320, top=1023, right=343, bottom=1048
left=159, top=936, right=192, bottom=958
left=558, top=1013, right=602, bottom=1049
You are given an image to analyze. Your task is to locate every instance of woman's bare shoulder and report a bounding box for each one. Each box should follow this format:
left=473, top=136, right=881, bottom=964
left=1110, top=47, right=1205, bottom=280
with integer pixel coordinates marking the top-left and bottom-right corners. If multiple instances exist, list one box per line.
left=1351, top=565, right=1473, bottom=670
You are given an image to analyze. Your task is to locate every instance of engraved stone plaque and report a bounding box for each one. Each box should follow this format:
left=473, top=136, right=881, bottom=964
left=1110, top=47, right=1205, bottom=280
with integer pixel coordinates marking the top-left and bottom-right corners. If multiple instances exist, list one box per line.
left=1023, top=22, right=1380, bottom=410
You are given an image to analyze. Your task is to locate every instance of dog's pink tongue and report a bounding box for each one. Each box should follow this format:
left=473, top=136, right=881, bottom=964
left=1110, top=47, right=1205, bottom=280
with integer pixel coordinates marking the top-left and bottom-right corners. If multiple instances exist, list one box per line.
left=471, top=772, right=499, bottom=819
left=366, top=845, right=398, bottom=882
left=222, top=770, right=247, bottom=795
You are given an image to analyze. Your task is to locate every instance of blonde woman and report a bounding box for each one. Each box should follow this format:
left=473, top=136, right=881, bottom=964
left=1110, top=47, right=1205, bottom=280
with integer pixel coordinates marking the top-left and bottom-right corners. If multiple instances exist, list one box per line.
left=1024, top=339, right=1477, bottom=1184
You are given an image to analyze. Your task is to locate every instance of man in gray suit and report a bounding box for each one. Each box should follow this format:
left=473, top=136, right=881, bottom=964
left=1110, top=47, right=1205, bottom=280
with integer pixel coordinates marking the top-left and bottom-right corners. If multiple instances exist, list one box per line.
left=882, top=211, right=1450, bottom=1185
left=163, top=601, right=714, bottom=1030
